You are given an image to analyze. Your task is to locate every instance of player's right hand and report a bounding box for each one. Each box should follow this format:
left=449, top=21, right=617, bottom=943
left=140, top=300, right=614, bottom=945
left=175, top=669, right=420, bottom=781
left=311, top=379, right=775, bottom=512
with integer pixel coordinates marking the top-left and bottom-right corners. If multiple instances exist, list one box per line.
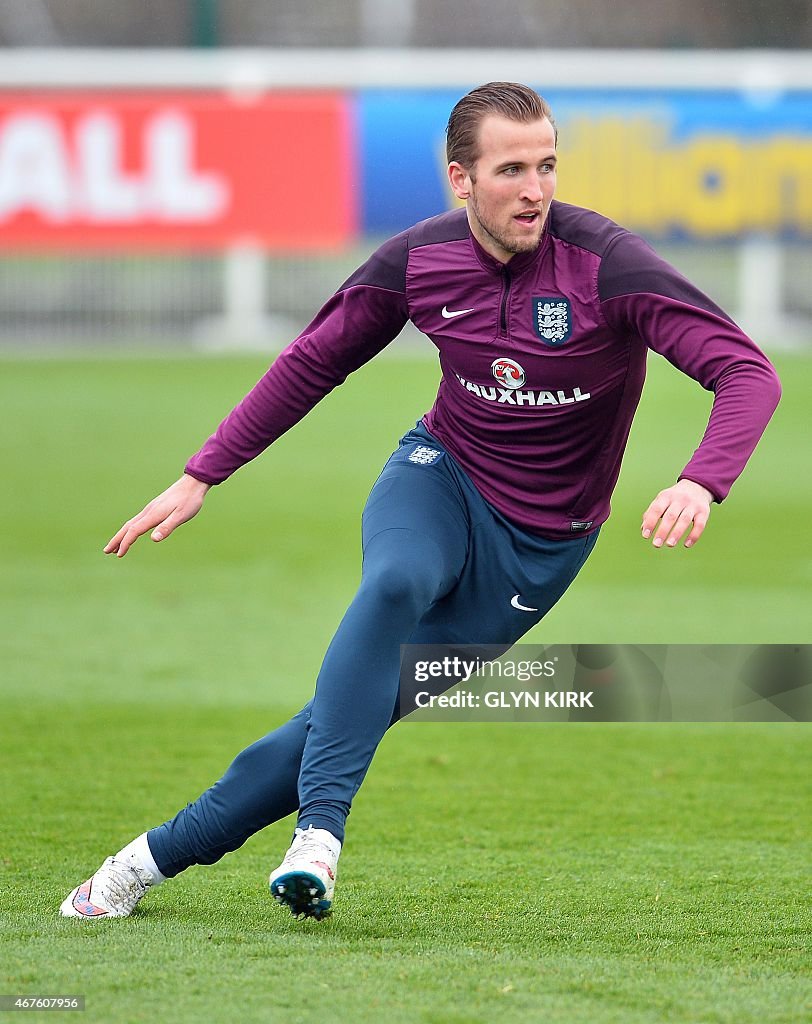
left=104, top=473, right=211, bottom=558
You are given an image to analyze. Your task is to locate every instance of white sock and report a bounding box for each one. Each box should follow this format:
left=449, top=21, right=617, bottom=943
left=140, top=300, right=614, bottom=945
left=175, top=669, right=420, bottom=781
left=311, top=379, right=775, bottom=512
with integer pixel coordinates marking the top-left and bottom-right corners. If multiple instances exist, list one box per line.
left=115, top=833, right=167, bottom=885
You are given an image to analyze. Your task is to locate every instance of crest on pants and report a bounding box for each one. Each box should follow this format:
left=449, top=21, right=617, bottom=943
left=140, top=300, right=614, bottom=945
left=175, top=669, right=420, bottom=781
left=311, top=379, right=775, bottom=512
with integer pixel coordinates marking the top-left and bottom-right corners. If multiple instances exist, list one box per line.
left=533, top=297, right=572, bottom=346
left=408, top=445, right=442, bottom=465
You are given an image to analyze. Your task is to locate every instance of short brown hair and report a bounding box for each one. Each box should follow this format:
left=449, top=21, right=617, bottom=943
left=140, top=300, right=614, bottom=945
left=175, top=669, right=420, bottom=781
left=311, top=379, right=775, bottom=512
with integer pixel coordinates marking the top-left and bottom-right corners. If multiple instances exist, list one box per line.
left=446, top=82, right=557, bottom=172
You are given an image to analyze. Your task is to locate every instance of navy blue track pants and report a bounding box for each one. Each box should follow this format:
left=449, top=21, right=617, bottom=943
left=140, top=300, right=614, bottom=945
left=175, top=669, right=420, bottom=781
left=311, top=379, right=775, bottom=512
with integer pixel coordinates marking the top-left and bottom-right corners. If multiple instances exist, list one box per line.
left=148, top=423, right=598, bottom=875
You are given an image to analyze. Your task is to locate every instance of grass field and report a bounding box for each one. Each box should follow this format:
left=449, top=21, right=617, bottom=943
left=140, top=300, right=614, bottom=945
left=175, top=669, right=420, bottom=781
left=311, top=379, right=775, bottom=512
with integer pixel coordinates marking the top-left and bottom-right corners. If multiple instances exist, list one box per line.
left=1, top=349, right=810, bottom=1023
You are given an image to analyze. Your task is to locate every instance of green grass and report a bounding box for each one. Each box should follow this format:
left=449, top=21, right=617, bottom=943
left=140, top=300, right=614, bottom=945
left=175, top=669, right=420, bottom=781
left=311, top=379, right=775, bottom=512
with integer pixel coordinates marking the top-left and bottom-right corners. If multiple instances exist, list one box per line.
left=1, top=350, right=810, bottom=1023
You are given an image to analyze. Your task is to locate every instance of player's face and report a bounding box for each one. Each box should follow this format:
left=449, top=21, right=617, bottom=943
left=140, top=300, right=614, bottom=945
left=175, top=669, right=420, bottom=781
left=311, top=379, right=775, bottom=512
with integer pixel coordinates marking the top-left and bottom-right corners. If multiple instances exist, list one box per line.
left=448, top=115, right=557, bottom=264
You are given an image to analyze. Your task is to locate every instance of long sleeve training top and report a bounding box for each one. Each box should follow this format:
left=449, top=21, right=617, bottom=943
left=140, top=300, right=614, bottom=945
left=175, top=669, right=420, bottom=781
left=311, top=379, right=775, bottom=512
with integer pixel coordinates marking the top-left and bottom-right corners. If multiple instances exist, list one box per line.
left=185, top=202, right=781, bottom=539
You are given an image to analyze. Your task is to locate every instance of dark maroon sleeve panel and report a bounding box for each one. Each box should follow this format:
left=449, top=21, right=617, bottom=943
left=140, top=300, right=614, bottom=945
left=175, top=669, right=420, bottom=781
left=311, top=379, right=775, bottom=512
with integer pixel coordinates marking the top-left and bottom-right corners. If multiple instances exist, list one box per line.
left=598, top=231, right=734, bottom=322
left=339, top=230, right=410, bottom=293
left=184, top=283, right=409, bottom=484
left=599, top=233, right=781, bottom=502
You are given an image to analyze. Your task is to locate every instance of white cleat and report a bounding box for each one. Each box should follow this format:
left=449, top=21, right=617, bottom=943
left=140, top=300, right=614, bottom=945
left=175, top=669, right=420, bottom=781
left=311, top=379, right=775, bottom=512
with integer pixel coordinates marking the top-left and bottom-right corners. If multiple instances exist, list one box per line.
left=60, top=856, right=156, bottom=919
left=269, top=826, right=341, bottom=920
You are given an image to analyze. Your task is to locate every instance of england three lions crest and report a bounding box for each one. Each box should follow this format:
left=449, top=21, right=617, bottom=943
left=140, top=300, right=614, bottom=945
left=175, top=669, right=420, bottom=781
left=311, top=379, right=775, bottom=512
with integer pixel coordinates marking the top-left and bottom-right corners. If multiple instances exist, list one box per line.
left=533, top=297, right=572, bottom=346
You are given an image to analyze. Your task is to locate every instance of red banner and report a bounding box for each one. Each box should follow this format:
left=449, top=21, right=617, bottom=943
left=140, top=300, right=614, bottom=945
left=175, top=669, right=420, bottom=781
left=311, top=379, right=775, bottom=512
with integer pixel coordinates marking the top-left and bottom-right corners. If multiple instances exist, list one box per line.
left=0, top=92, right=357, bottom=250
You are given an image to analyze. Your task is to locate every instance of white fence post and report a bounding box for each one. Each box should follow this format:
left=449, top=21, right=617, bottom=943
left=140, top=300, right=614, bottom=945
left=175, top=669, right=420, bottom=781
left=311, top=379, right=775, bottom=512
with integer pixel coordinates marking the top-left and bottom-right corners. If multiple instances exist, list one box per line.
left=195, top=241, right=287, bottom=349
left=224, top=240, right=266, bottom=332
left=737, top=238, right=784, bottom=343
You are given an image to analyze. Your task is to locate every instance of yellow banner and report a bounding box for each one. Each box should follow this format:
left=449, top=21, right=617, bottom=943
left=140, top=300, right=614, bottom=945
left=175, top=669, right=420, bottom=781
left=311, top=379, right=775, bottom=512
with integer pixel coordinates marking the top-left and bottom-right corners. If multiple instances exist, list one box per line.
left=555, top=116, right=812, bottom=238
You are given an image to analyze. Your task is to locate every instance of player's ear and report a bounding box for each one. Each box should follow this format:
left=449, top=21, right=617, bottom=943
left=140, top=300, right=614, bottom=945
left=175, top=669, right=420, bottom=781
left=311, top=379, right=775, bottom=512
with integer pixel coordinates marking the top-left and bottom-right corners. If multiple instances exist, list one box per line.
left=448, top=162, right=471, bottom=201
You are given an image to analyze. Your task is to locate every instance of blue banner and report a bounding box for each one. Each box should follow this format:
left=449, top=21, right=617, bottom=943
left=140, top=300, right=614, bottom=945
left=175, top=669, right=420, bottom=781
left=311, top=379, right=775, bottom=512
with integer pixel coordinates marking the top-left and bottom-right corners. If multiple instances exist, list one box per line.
left=358, top=88, right=812, bottom=242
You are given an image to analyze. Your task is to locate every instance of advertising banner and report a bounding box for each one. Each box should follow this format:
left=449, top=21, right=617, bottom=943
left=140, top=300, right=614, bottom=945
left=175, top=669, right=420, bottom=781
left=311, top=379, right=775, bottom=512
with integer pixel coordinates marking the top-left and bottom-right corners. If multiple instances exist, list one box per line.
left=0, top=92, right=357, bottom=250
left=359, top=88, right=812, bottom=242
left=1, top=87, right=809, bottom=248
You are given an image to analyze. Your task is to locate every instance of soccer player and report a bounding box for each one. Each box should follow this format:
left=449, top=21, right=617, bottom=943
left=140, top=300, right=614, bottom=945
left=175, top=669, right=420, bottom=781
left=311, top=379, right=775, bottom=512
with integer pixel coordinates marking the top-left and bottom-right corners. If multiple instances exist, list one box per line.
left=61, top=82, right=780, bottom=921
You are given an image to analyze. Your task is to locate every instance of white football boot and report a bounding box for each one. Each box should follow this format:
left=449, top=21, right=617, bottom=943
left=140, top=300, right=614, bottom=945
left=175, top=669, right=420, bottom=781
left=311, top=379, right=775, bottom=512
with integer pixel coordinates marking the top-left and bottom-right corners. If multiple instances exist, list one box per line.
left=60, top=841, right=161, bottom=919
left=269, top=825, right=341, bottom=920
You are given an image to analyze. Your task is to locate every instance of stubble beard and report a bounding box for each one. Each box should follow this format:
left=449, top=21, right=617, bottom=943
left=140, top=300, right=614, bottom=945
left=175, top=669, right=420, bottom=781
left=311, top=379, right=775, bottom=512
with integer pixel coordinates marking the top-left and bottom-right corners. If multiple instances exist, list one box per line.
left=468, top=190, right=544, bottom=259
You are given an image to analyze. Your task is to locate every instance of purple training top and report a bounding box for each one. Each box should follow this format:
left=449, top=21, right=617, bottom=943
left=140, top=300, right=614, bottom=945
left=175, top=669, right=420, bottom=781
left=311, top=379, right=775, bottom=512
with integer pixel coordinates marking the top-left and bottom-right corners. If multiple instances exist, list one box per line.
left=185, top=202, right=781, bottom=539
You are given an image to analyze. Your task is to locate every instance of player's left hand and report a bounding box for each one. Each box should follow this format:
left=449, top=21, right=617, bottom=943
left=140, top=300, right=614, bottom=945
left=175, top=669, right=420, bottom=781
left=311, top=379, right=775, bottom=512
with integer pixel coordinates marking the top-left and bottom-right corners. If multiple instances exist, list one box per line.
left=641, top=479, right=714, bottom=549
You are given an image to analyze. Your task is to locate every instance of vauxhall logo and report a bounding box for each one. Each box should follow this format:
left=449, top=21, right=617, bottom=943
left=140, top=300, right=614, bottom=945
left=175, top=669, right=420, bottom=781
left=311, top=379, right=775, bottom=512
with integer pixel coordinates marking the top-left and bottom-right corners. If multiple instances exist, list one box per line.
left=491, top=357, right=525, bottom=389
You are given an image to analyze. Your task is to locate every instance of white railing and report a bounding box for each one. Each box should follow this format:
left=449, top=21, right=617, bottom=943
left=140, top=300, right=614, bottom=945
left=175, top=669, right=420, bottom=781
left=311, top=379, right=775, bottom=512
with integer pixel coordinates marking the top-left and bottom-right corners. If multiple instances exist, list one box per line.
left=0, top=48, right=810, bottom=90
